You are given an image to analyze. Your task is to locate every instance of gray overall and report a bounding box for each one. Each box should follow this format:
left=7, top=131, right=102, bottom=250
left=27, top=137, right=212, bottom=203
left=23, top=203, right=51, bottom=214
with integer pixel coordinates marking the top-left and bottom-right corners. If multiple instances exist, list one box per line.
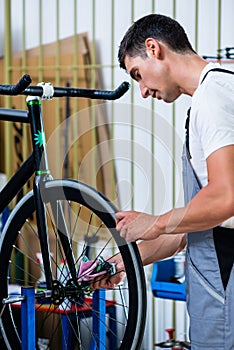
left=182, top=141, right=234, bottom=349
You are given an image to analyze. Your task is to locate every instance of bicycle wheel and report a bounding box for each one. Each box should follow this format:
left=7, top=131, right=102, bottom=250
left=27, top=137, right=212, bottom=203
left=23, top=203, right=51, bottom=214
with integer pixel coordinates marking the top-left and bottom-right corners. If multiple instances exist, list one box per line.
left=0, top=179, right=146, bottom=350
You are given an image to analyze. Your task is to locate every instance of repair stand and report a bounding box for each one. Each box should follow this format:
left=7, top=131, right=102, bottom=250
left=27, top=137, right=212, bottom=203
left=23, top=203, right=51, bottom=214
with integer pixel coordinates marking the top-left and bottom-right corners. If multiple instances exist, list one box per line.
left=3, top=287, right=116, bottom=350
left=21, top=287, right=36, bottom=350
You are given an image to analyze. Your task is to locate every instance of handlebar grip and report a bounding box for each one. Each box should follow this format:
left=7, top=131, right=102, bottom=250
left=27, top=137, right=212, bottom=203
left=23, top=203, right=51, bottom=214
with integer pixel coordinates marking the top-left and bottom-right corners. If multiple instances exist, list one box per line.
left=0, top=74, right=32, bottom=95
left=11, top=74, right=32, bottom=95
left=93, top=81, right=130, bottom=100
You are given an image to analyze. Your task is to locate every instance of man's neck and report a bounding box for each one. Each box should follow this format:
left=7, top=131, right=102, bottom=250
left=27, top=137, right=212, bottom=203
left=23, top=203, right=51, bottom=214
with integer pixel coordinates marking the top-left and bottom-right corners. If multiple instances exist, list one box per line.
left=175, top=53, right=208, bottom=96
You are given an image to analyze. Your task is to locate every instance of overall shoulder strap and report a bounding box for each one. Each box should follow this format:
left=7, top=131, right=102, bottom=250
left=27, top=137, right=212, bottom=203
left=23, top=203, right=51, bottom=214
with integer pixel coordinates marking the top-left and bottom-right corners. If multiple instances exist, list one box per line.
left=185, top=67, right=234, bottom=189
left=186, top=67, right=234, bottom=152
left=200, top=67, right=234, bottom=84
left=185, top=107, right=203, bottom=188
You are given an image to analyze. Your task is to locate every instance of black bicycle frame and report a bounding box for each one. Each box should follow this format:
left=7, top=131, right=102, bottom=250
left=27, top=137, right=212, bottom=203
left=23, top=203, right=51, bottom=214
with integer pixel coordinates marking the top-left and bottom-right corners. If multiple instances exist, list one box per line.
left=0, top=101, right=76, bottom=290
left=0, top=108, right=34, bottom=212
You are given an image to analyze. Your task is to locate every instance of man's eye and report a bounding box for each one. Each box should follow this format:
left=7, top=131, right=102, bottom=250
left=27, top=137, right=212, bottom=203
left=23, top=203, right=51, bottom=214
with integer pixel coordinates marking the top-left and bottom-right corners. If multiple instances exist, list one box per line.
left=135, top=72, right=141, bottom=80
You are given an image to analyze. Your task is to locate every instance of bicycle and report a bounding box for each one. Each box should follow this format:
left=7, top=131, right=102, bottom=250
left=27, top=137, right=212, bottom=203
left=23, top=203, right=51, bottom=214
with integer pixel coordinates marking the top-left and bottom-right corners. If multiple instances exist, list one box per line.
left=0, top=75, right=146, bottom=350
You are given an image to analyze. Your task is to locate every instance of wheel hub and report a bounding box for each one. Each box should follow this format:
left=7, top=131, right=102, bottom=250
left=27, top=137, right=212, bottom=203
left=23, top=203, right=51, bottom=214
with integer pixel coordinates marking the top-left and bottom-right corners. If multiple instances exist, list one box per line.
left=51, top=279, right=84, bottom=305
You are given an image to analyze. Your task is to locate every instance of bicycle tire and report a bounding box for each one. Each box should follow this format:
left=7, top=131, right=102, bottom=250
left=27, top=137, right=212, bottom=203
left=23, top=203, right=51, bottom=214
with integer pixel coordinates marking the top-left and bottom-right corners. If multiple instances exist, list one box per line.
left=0, top=179, right=146, bottom=350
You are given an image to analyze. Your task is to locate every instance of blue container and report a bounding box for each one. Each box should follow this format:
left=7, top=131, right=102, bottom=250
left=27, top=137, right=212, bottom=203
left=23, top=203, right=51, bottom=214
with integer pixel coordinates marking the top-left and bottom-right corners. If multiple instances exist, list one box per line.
left=151, top=258, right=186, bottom=301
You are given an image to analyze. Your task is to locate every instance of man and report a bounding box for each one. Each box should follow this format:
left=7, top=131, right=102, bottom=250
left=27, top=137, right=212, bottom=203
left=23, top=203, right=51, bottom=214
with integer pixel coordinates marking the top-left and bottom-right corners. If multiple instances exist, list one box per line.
left=97, top=14, right=234, bottom=349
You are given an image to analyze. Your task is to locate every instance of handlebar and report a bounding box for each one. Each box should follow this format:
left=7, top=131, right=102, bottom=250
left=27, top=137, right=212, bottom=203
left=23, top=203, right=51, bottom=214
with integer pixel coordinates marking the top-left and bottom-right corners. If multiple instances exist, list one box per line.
left=0, top=74, right=130, bottom=100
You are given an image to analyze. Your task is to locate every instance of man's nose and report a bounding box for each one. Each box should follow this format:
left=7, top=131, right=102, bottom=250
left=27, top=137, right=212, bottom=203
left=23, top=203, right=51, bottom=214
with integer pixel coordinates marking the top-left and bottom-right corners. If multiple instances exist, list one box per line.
left=139, top=83, right=149, bottom=98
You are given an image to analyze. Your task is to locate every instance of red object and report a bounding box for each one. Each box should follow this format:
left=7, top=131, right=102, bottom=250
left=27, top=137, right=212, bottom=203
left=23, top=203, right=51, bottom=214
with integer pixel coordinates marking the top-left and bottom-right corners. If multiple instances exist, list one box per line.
left=154, top=327, right=185, bottom=349
left=12, top=297, right=116, bottom=314
left=166, top=327, right=175, bottom=340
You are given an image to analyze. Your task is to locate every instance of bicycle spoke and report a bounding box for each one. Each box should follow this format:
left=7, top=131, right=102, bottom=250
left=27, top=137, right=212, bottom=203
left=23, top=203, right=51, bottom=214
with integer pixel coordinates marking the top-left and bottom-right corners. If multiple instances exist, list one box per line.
left=0, top=181, right=146, bottom=349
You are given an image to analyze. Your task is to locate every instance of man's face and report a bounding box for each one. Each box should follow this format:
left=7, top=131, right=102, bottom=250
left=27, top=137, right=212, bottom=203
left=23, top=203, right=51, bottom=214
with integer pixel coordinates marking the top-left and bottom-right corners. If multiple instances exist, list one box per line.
left=124, top=54, right=181, bottom=103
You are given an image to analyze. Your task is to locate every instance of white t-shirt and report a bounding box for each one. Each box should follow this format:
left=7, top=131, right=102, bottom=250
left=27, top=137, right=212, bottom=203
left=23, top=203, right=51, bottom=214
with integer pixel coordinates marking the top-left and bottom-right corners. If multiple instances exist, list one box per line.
left=190, top=63, right=234, bottom=228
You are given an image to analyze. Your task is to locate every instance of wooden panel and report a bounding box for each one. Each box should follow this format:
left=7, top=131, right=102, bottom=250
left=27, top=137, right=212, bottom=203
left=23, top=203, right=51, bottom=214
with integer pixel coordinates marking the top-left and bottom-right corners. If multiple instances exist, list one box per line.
left=0, top=33, right=117, bottom=201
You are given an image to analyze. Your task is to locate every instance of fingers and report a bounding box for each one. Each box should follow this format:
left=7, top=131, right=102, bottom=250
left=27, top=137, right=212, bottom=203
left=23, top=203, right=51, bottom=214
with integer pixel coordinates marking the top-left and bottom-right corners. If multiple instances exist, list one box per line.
left=115, top=211, right=126, bottom=221
left=91, top=254, right=126, bottom=290
left=115, top=211, right=157, bottom=242
left=115, top=210, right=138, bottom=232
left=91, top=276, right=115, bottom=290
left=92, top=271, right=126, bottom=290
left=115, top=211, right=128, bottom=227
left=115, top=211, right=136, bottom=241
left=119, top=226, right=130, bottom=241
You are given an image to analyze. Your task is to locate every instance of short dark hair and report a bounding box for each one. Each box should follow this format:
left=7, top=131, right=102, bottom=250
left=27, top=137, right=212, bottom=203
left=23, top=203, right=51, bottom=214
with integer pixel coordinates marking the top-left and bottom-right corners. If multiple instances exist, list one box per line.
left=118, top=14, right=196, bottom=70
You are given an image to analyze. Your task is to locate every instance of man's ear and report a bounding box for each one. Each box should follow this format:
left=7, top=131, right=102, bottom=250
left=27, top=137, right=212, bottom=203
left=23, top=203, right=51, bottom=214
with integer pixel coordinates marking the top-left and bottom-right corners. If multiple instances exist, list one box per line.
left=145, top=38, right=161, bottom=58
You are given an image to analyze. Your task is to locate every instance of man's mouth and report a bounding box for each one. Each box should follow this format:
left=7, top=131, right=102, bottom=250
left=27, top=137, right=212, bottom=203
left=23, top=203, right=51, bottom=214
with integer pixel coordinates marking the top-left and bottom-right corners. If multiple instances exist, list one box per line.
left=151, top=90, right=157, bottom=98
left=154, top=91, right=162, bottom=100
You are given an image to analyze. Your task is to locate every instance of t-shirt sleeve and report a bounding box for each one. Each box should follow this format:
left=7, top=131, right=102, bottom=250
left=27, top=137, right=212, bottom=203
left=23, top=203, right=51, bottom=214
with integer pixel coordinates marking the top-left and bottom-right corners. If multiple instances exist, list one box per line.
left=194, top=81, right=234, bottom=159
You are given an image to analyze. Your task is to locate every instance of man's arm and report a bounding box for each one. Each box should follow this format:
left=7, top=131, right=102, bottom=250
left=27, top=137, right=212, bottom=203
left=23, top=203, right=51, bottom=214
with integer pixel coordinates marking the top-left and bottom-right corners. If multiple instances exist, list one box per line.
left=138, top=233, right=186, bottom=266
left=92, top=234, right=186, bottom=290
left=116, top=145, right=234, bottom=241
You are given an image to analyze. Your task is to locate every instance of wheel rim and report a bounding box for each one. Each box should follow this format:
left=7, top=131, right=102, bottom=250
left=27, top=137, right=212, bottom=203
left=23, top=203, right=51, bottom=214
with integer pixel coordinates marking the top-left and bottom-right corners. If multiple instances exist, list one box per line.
left=0, top=181, right=146, bottom=350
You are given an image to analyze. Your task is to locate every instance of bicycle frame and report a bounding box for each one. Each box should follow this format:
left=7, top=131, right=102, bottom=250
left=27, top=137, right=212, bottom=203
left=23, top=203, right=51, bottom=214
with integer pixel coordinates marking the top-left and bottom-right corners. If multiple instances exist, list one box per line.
left=0, top=100, right=76, bottom=291
left=0, top=109, right=34, bottom=213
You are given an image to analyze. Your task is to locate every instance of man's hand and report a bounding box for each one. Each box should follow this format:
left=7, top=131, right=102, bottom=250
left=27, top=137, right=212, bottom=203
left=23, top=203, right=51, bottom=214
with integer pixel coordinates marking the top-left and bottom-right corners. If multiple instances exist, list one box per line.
left=116, top=210, right=159, bottom=242
left=92, top=254, right=126, bottom=290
